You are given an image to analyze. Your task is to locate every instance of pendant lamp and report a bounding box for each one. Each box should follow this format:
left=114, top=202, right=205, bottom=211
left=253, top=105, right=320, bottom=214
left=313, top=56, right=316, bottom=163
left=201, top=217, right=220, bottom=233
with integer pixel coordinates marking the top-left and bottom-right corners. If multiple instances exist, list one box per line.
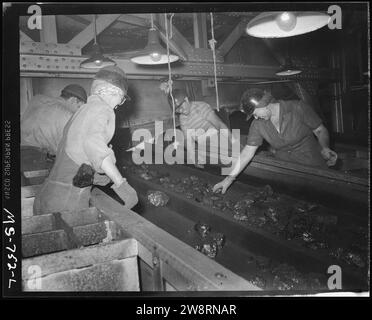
left=276, top=39, right=302, bottom=76
left=80, top=15, right=116, bottom=69
left=276, top=59, right=302, bottom=76
left=130, top=14, right=179, bottom=65
left=246, top=11, right=331, bottom=38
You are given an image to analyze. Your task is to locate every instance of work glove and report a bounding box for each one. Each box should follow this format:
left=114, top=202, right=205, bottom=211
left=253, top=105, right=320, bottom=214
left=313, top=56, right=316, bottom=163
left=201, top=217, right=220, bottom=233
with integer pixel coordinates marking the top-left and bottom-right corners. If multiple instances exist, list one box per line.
left=93, top=172, right=111, bottom=186
left=111, top=178, right=138, bottom=209
left=321, top=147, right=338, bottom=167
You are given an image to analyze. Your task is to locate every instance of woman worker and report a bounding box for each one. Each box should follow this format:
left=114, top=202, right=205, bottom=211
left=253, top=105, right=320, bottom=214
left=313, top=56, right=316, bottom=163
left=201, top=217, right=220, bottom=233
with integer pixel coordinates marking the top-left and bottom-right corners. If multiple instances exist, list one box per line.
left=34, top=66, right=138, bottom=215
left=213, top=88, right=338, bottom=194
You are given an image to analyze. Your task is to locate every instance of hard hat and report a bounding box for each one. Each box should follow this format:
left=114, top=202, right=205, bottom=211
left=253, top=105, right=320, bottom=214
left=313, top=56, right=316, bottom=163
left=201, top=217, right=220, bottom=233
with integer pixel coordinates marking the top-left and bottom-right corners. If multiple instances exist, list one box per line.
left=168, top=88, right=187, bottom=109
left=240, top=88, right=273, bottom=120
left=94, top=66, right=129, bottom=94
left=61, top=84, right=87, bottom=103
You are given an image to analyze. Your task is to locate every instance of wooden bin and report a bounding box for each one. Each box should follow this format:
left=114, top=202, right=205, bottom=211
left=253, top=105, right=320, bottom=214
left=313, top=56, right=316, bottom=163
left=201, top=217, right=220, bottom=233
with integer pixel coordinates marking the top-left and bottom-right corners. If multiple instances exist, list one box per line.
left=21, top=169, right=259, bottom=292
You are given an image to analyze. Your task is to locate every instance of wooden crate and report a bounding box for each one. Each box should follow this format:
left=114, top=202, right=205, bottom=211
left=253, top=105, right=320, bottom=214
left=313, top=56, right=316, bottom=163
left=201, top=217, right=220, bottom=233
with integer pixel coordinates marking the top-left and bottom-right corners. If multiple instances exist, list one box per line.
left=22, top=239, right=140, bottom=291
left=21, top=169, right=140, bottom=292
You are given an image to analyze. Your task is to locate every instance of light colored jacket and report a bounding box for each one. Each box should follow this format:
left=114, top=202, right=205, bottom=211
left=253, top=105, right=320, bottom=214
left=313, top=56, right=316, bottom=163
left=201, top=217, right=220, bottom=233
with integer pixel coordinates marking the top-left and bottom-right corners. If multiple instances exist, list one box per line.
left=21, top=95, right=78, bottom=155
left=64, top=94, right=116, bottom=173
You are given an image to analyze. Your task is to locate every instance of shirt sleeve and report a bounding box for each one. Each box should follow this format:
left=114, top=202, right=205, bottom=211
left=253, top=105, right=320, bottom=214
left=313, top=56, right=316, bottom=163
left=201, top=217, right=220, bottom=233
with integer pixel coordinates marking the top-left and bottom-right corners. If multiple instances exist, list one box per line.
left=298, top=101, right=323, bottom=130
left=246, top=120, right=264, bottom=146
left=198, top=102, right=214, bottom=119
left=82, top=111, right=115, bottom=172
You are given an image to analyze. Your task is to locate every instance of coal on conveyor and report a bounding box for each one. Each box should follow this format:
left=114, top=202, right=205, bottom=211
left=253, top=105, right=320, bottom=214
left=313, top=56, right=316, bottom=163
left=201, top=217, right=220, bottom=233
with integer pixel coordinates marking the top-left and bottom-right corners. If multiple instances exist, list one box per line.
left=147, top=190, right=170, bottom=207
left=124, top=164, right=368, bottom=274
left=193, top=222, right=226, bottom=259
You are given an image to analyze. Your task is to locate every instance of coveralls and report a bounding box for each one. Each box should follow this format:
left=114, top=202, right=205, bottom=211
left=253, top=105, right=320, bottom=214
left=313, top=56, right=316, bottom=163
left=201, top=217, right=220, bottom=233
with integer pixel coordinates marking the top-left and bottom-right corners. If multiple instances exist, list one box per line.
left=246, top=100, right=328, bottom=169
left=21, top=95, right=78, bottom=179
left=21, top=94, right=78, bottom=155
left=33, top=95, right=117, bottom=215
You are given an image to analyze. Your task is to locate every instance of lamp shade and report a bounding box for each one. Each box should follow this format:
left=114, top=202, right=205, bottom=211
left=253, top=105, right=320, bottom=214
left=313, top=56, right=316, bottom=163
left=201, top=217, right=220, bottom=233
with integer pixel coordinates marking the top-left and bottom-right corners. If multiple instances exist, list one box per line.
left=130, top=29, right=179, bottom=65
left=276, top=66, right=302, bottom=76
left=276, top=56, right=302, bottom=76
left=80, top=43, right=116, bottom=69
left=246, top=11, right=331, bottom=38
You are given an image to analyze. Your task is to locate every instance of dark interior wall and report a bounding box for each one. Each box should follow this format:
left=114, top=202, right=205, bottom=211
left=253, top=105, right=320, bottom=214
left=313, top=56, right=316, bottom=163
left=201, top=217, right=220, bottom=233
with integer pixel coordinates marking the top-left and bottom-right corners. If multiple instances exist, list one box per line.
left=32, top=77, right=92, bottom=99
left=120, top=80, right=173, bottom=125
left=190, top=82, right=247, bottom=107
left=225, top=36, right=278, bottom=65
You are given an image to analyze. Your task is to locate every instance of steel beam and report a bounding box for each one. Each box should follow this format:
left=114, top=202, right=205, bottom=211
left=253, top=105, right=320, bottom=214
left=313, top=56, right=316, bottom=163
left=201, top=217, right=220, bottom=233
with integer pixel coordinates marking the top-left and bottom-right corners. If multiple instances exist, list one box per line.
left=193, top=13, right=208, bottom=49
left=218, top=18, right=249, bottom=57
left=19, top=53, right=274, bottom=77
left=155, top=13, right=194, bottom=56
left=68, top=14, right=122, bottom=47
left=64, top=15, right=90, bottom=26
left=20, top=41, right=82, bottom=56
left=20, top=51, right=338, bottom=82
left=187, top=48, right=224, bottom=63
left=40, top=16, right=58, bottom=43
left=20, top=31, right=34, bottom=42
left=117, top=14, right=150, bottom=28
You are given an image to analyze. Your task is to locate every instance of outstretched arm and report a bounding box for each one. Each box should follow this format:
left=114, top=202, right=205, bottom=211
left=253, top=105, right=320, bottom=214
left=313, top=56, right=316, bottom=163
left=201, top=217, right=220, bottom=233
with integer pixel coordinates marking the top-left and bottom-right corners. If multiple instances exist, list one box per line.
left=206, top=112, right=229, bottom=130
left=213, top=145, right=258, bottom=194
left=313, top=124, right=330, bottom=149
left=313, top=124, right=338, bottom=166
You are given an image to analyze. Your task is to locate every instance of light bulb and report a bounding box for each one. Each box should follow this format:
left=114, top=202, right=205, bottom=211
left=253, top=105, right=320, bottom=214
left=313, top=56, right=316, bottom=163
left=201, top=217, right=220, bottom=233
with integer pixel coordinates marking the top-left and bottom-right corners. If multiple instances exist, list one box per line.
left=95, top=59, right=103, bottom=66
left=150, top=51, right=162, bottom=62
left=276, top=12, right=297, bottom=32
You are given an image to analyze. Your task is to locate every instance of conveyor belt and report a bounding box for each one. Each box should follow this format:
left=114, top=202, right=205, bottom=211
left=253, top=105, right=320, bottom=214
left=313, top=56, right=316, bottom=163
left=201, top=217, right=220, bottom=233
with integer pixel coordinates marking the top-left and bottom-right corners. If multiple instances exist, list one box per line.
left=99, top=163, right=369, bottom=291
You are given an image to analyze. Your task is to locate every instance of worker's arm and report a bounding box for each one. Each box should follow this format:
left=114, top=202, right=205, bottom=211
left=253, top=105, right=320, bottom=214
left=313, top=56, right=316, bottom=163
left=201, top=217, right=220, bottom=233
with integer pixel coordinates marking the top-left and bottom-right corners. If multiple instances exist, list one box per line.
left=100, top=155, right=124, bottom=187
left=299, top=102, right=338, bottom=167
left=205, top=111, right=239, bottom=144
left=213, top=145, right=258, bottom=194
left=313, top=124, right=330, bottom=149
left=206, top=111, right=229, bottom=130
left=80, top=109, right=138, bottom=208
left=313, top=124, right=338, bottom=166
left=101, top=155, right=138, bottom=209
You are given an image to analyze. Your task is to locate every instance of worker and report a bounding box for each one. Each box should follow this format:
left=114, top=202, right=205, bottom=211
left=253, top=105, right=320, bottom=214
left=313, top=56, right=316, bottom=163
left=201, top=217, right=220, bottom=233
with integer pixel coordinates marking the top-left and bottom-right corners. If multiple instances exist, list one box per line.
left=213, top=88, right=338, bottom=194
left=33, top=66, right=138, bottom=215
left=168, top=88, right=235, bottom=166
left=21, top=84, right=87, bottom=156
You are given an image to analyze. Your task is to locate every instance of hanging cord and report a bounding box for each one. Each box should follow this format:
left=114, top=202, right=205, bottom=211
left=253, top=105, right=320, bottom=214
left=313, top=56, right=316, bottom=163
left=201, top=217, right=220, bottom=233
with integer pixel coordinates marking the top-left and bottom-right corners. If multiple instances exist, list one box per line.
left=164, top=13, right=178, bottom=149
left=169, top=13, right=174, bottom=39
left=150, top=13, right=155, bottom=30
left=209, top=12, right=220, bottom=112
left=93, top=14, right=97, bottom=44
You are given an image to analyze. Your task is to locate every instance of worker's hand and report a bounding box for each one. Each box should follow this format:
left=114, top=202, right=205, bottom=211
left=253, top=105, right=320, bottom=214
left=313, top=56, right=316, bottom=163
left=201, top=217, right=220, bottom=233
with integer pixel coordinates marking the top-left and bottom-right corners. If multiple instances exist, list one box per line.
left=93, top=172, right=111, bottom=186
left=111, top=178, right=138, bottom=209
left=321, top=147, right=338, bottom=167
left=212, top=176, right=235, bottom=194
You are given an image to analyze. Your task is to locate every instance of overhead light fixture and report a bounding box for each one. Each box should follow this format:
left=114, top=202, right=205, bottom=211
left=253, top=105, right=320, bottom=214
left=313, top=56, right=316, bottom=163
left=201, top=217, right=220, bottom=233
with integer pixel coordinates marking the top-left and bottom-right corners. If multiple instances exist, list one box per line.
left=276, top=58, right=302, bottom=76
left=130, top=14, right=179, bottom=65
left=246, top=11, right=331, bottom=38
left=276, top=39, right=302, bottom=76
left=80, top=15, right=116, bottom=69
